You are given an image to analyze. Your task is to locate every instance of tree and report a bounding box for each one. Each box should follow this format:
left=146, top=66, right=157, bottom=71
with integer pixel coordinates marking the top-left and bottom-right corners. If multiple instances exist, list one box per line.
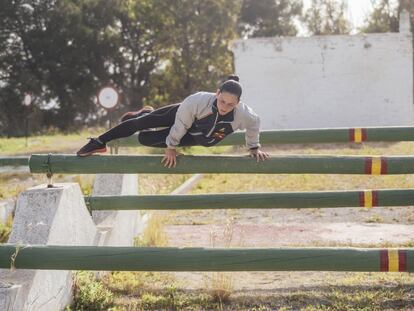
left=148, top=0, right=240, bottom=105
left=0, top=0, right=241, bottom=134
left=362, top=0, right=399, bottom=33
left=238, top=0, right=303, bottom=38
left=0, top=0, right=119, bottom=133
left=361, top=0, right=414, bottom=33
left=304, top=0, right=351, bottom=35
left=0, top=1, right=45, bottom=135
left=110, top=0, right=171, bottom=110
left=0, top=0, right=171, bottom=134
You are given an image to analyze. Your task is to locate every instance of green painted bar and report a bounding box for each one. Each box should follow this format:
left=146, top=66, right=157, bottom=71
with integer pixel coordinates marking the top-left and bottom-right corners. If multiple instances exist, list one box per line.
left=29, top=154, right=414, bottom=174
left=86, top=189, right=414, bottom=210
left=0, top=156, right=29, bottom=167
left=108, top=126, right=414, bottom=147
left=0, top=245, right=412, bottom=272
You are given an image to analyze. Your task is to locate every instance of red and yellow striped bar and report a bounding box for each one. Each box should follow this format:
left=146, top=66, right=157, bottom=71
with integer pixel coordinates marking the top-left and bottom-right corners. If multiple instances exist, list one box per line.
left=380, top=249, right=407, bottom=272
left=365, top=157, right=388, bottom=175
left=349, top=128, right=367, bottom=143
left=358, top=190, right=378, bottom=208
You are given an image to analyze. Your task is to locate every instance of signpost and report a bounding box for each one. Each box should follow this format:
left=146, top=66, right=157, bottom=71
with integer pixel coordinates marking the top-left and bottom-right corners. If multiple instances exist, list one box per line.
left=22, top=93, right=32, bottom=147
left=97, top=86, right=120, bottom=154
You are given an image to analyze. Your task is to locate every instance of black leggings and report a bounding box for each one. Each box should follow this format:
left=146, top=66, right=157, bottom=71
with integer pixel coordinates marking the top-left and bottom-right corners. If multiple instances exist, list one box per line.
left=98, top=104, right=198, bottom=148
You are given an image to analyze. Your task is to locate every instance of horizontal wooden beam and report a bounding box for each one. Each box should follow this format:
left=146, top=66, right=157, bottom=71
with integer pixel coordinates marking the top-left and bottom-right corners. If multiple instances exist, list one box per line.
left=108, top=126, right=414, bottom=147
left=86, top=189, right=414, bottom=210
left=29, top=154, right=414, bottom=174
left=0, top=156, right=29, bottom=167
left=0, top=245, right=411, bottom=272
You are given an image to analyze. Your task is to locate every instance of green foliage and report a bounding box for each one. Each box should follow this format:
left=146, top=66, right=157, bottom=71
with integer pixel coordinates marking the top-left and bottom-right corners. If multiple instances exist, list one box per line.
left=361, top=0, right=399, bottom=33
left=0, top=1, right=241, bottom=136
left=111, top=0, right=171, bottom=110
left=238, top=0, right=303, bottom=37
left=304, top=0, right=351, bottom=35
left=0, top=217, right=13, bottom=243
left=0, top=0, right=120, bottom=134
left=69, top=271, right=114, bottom=311
left=147, top=0, right=240, bottom=105
left=361, top=0, right=414, bottom=33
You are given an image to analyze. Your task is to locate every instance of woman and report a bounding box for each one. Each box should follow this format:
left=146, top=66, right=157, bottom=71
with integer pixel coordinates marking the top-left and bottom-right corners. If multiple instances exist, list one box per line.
left=77, top=75, right=270, bottom=167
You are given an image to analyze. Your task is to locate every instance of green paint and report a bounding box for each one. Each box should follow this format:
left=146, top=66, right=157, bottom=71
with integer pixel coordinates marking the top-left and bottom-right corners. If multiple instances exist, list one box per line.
left=0, top=156, right=29, bottom=167
left=29, top=154, right=414, bottom=174
left=86, top=189, right=414, bottom=210
left=108, top=126, right=414, bottom=147
left=1, top=245, right=412, bottom=272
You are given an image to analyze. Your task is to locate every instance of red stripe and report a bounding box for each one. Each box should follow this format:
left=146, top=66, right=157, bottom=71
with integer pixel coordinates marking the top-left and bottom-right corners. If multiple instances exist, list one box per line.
left=381, top=158, right=388, bottom=175
left=349, top=129, right=355, bottom=142
left=358, top=192, right=364, bottom=207
left=365, top=158, right=372, bottom=175
left=361, top=129, right=367, bottom=142
left=380, top=249, right=389, bottom=271
left=399, top=250, right=407, bottom=272
left=372, top=191, right=378, bottom=207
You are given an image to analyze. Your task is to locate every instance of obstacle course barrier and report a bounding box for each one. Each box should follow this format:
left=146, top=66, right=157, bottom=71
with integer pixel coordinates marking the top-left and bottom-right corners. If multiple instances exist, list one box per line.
left=85, top=188, right=414, bottom=210
left=108, top=126, right=414, bottom=147
left=0, top=156, right=29, bottom=167
left=5, top=125, right=414, bottom=276
left=0, top=245, right=411, bottom=272
left=29, top=154, right=414, bottom=174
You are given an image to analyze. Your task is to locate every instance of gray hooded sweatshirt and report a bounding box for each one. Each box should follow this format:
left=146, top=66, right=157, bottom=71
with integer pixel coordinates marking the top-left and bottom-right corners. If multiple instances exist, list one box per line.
left=166, top=92, right=260, bottom=149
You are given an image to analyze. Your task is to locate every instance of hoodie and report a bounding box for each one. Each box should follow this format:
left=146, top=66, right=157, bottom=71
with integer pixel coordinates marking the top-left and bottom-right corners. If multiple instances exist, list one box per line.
left=166, top=92, right=260, bottom=149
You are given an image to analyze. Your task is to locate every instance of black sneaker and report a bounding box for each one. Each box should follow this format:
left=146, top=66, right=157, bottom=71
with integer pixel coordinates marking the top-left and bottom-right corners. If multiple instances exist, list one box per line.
left=120, top=106, right=154, bottom=122
left=76, top=138, right=107, bottom=157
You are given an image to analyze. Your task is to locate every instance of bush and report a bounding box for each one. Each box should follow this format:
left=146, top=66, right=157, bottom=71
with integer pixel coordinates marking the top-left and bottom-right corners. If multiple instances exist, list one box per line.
left=69, top=271, right=113, bottom=311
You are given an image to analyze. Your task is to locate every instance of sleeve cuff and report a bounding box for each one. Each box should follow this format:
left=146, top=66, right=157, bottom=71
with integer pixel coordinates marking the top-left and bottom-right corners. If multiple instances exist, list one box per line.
left=248, top=144, right=260, bottom=150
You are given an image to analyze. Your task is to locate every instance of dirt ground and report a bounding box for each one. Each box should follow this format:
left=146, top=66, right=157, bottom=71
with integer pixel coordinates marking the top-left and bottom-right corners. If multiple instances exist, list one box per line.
left=163, top=204, right=414, bottom=292
left=157, top=143, right=414, bottom=300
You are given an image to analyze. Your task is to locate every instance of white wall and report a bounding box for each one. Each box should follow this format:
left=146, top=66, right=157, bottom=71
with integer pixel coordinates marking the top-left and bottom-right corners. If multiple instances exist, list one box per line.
left=233, top=17, right=413, bottom=129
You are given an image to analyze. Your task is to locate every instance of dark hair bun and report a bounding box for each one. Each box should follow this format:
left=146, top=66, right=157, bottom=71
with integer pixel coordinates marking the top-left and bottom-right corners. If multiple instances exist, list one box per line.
left=227, top=74, right=240, bottom=82
left=220, top=75, right=242, bottom=99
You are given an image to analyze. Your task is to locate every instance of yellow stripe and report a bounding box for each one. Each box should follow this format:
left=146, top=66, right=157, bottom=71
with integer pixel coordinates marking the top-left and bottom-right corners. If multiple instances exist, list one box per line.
left=371, top=158, right=382, bottom=175
left=388, top=249, right=399, bottom=272
left=354, top=128, right=363, bottom=143
left=364, top=190, right=373, bottom=208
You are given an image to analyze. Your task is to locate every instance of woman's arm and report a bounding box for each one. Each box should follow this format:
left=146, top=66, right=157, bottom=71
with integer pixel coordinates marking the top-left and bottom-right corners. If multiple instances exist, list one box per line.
left=162, top=94, right=198, bottom=168
left=244, top=109, right=270, bottom=162
left=249, top=146, right=270, bottom=162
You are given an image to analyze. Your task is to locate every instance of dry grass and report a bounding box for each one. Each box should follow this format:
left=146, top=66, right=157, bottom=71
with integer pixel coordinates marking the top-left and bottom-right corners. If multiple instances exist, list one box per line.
left=0, top=128, right=104, bottom=156
left=134, top=212, right=168, bottom=247
left=204, top=217, right=236, bottom=304
left=0, top=216, right=13, bottom=243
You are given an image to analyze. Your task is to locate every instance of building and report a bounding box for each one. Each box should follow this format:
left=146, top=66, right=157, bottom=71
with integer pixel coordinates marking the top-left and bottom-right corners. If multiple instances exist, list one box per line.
left=232, top=11, right=413, bottom=129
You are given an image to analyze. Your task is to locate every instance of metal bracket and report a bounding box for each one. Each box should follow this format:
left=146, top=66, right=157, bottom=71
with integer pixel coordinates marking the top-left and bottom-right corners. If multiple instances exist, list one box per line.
left=45, top=153, right=54, bottom=188
left=84, top=195, right=92, bottom=215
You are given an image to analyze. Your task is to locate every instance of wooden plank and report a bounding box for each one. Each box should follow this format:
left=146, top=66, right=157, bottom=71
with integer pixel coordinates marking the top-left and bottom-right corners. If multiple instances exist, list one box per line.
left=1, top=245, right=412, bottom=272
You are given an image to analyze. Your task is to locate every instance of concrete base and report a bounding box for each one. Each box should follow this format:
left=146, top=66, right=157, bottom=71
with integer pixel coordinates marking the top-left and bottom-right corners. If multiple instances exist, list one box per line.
left=92, top=174, right=140, bottom=246
left=0, top=183, right=98, bottom=311
left=0, top=172, right=199, bottom=310
left=0, top=199, right=15, bottom=224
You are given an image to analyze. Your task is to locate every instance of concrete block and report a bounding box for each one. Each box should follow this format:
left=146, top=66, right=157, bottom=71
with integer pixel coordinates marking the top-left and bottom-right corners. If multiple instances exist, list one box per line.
left=92, top=174, right=140, bottom=246
left=0, top=199, right=15, bottom=223
left=0, top=283, right=20, bottom=311
left=0, top=183, right=98, bottom=311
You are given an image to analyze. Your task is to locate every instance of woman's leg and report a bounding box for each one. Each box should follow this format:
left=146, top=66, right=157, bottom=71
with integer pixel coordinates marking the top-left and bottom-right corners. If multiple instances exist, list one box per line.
left=138, top=128, right=198, bottom=148
left=77, top=104, right=180, bottom=156
left=98, top=104, right=180, bottom=144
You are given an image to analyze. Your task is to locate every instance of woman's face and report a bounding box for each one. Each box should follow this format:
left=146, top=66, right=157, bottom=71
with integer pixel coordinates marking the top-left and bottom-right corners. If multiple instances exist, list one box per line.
left=216, top=90, right=239, bottom=115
